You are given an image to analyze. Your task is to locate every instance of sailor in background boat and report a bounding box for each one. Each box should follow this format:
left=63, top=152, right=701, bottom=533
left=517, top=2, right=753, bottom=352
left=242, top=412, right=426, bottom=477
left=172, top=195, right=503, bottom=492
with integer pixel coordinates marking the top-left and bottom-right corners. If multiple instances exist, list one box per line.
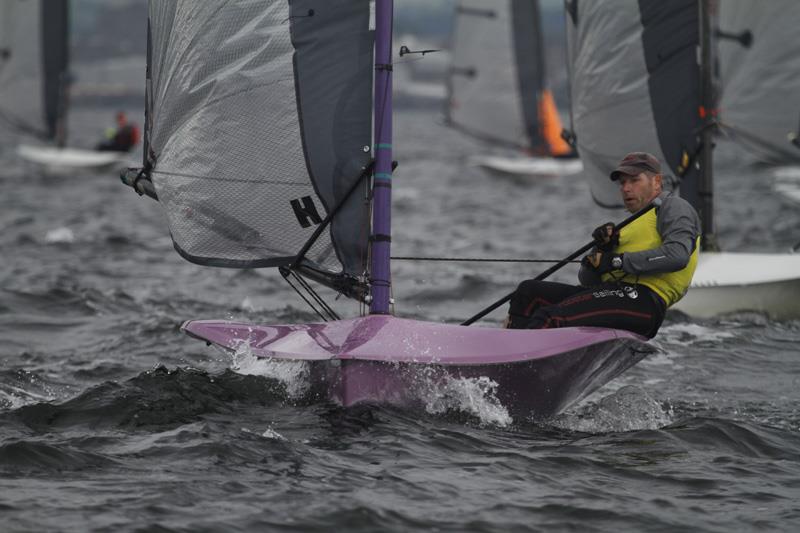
left=505, top=152, right=701, bottom=338
left=96, top=111, right=140, bottom=152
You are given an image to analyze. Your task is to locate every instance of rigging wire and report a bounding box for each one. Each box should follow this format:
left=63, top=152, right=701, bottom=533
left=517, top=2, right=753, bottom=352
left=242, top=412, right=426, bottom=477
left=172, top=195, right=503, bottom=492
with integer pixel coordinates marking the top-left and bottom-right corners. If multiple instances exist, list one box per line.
left=292, top=272, right=340, bottom=321
left=0, top=109, right=49, bottom=141
left=391, top=256, right=582, bottom=264
left=281, top=271, right=328, bottom=322
left=717, top=120, right=800, bottom=163
left=280, top=267, right=340, bottom=322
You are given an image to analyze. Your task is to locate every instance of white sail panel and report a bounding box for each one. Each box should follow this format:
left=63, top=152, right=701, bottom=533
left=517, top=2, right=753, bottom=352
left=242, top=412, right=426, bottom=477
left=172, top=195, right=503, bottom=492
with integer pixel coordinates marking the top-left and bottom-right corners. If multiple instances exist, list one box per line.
left=718, top=0, right=800, bottom=164
left=146, top=1, right=373, bottom=275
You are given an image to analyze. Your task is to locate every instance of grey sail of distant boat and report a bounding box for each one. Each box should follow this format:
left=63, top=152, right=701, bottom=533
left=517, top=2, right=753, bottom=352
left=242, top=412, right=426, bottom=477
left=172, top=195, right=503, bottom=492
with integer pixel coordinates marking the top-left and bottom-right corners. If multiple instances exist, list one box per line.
left=564, top=0, right=703, bottom=208
left=446, top=0, right=572, bottom=156
left=0, top=0, right=69, bottom=143
left=137, top=2, right=373, bottom=292
left=717, top=0, right=800, bottom=164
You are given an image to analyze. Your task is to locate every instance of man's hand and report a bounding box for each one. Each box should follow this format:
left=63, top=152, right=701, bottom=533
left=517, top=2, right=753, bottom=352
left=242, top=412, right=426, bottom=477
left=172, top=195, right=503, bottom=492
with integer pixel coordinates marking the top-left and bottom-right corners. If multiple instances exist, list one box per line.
left=591, top=222, right=620, bottom=252
left=582, top=251, right=623, bottom=274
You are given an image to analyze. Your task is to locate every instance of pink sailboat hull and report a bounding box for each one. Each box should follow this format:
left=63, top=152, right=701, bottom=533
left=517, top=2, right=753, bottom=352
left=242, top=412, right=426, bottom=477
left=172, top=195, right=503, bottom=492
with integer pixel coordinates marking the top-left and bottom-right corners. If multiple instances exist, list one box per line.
left=182, top=316, right=652, bottom=419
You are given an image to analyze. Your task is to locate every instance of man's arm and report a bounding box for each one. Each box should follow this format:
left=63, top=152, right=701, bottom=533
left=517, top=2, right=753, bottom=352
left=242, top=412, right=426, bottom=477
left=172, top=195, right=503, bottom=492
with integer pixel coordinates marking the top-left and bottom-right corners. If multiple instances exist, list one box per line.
left=622, top=196, right=701, bottom=274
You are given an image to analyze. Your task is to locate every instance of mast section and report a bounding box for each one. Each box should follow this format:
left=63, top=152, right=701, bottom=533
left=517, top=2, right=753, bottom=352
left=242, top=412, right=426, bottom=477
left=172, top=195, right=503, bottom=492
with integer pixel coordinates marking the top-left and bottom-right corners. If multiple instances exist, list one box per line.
left=699, top=0, right=718, bottom=251
left=369, top=0, right=394, bottom=314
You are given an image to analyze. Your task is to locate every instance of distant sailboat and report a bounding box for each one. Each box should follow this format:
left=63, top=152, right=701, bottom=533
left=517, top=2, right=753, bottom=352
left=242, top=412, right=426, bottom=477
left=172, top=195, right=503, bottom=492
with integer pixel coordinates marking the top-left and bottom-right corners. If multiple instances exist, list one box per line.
left=0, top=0, right=129, bottom=173
left=564, top=0, right=800, bottom=319
left=446, top=0, right=581, bottom=177
left=122, top=0, right=653, bottom=420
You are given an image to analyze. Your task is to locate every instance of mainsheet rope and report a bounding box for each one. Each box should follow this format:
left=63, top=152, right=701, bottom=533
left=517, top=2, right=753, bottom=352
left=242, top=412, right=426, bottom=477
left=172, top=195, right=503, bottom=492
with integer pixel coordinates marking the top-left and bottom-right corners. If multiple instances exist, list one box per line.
left=391, top=256, right=581, bottom=264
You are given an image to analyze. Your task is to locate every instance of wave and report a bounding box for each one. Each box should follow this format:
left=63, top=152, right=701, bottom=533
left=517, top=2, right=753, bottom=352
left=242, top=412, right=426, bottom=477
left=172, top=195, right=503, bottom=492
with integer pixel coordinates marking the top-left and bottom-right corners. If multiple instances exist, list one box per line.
left=0, top=440, right=117, bottom=472
left=5, top=367, right=290, bottom=432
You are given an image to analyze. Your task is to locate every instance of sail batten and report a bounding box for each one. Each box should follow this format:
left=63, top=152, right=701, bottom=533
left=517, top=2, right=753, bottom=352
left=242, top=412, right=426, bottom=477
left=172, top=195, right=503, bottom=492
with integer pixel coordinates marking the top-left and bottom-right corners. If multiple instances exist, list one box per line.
left=146, top=1, right=373, bottom=279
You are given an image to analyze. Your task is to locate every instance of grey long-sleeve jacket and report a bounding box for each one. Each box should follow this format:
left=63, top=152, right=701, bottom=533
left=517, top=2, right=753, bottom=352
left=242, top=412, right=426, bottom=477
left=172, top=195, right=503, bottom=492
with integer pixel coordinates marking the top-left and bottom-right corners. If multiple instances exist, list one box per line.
left=578, top=192, right=701, bottom=287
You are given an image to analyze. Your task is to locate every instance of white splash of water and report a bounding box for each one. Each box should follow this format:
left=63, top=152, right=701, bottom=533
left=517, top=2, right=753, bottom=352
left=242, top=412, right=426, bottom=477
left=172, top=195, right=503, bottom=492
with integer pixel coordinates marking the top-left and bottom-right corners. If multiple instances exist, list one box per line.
left=640, top=350, right=678, bottom=367
left=656, top=323, right=735, bottom=345
left=553, top=385, right=674, bottom=433
left=229, top=340, right=310, bottom=399
left=0, top=384, right=57, bottom=410
left=44, top=227, right=75, bottom=243
left=421, top=374, right=512, bottom=427
left=649, top=323, right=736, bottom=366
left=241, top=426, right=287, bottom=440
left=239, top=297, right=256, bottom=312
left=261, top=426, right=286, bottom=440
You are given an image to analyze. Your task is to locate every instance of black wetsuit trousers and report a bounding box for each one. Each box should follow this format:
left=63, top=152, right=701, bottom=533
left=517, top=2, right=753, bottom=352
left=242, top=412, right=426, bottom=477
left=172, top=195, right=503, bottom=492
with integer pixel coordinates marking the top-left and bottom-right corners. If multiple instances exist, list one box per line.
left=507, top=280, right=667, bottom=338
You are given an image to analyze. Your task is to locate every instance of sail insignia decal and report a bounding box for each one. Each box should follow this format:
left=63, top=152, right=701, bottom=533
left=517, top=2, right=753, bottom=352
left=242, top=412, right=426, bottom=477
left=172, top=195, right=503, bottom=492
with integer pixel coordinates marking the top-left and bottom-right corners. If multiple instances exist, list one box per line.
left=291, top=196, right=323, bottom=228
left=677, top=149, right=691, bottom=176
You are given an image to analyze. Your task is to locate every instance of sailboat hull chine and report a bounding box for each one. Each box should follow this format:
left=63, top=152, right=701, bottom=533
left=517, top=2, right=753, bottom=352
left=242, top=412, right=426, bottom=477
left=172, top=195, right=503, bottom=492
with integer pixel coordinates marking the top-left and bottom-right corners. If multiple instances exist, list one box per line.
left=182, top=316, right=652, bottom=419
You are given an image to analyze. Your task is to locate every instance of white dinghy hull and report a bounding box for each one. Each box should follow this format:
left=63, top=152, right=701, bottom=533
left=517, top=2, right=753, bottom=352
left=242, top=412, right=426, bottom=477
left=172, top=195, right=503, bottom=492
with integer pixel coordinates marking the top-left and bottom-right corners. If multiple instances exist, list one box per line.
left=673, top=252, right=800, bottom=319
left=469, top=155, right=583, bottom=177
left=17, top=144, right=130, bottom=174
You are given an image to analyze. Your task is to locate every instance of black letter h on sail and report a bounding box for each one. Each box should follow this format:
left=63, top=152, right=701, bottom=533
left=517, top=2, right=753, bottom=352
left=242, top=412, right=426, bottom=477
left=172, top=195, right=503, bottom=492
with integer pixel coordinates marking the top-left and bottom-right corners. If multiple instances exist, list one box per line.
left=291, top=196, right=323, bottom=228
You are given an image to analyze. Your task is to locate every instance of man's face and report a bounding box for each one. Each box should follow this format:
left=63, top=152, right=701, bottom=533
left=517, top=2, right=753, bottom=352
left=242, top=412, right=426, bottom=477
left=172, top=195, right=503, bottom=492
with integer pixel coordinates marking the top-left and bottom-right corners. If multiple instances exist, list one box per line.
left=618, top=172, right=661, bottom=213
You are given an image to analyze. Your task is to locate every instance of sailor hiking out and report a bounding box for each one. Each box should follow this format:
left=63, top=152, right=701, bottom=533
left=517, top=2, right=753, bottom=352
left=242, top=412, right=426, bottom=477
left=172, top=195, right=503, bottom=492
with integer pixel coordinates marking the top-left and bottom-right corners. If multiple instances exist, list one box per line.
left=506, top=152, right=701, bottom=338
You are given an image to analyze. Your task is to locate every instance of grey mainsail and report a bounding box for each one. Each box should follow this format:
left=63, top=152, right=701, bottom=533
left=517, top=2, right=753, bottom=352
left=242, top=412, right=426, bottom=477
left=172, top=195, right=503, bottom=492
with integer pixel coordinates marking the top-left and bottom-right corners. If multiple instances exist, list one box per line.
left=0, top=0, right=69, bottom=142
left=446, top=0, right=551, bottom=151
left=717, top=0, right=800, bottom=164
left=565, top=0, right=702, bottom=208
left=144, top=1, right=373, bottom=281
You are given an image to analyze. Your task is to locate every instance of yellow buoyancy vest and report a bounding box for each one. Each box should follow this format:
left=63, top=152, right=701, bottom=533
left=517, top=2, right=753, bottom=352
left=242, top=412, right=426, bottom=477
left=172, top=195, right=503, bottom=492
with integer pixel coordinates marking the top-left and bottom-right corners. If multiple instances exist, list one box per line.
left=600, top=208, right=699, bottom=306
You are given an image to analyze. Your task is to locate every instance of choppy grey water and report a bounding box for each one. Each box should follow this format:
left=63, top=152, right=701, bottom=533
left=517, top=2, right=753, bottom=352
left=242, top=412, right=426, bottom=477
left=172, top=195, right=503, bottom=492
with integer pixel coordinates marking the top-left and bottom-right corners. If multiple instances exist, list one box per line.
left=1, top=106, right=799, bottom=532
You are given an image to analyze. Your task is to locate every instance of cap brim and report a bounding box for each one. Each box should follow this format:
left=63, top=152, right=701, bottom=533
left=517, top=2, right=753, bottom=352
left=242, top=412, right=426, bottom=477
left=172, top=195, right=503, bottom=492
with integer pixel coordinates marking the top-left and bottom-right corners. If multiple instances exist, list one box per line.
left=609, top=165, right=644, bottom=181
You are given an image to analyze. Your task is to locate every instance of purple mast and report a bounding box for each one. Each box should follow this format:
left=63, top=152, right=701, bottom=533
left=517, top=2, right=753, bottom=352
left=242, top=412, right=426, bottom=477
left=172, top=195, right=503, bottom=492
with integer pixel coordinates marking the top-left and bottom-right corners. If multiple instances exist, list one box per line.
left=370, top=0, right=394, bottom=315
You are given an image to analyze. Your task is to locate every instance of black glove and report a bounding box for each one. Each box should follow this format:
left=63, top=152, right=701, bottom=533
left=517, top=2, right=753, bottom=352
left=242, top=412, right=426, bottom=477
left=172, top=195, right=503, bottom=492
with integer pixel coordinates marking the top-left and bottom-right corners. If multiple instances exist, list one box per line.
left=582, top=251, right=623, bottom=274
left=591, top=222, right=620, bottom=252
